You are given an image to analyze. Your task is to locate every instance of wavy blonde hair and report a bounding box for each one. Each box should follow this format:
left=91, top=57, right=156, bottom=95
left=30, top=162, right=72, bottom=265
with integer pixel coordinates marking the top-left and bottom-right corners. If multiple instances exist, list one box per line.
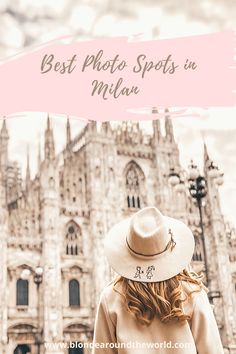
left=114, top=269, right=204, bottom=326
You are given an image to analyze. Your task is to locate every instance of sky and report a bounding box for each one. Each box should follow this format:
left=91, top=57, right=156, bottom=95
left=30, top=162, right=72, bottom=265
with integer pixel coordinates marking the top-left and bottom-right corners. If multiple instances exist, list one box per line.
left=173, top=109, right=236, bottom=225
left=0, top=0, right=235, bottom=225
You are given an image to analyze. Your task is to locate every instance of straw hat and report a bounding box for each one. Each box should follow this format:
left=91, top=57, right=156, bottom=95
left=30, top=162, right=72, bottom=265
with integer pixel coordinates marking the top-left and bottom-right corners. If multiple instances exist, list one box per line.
left=104, top=207, right=195, bottom=282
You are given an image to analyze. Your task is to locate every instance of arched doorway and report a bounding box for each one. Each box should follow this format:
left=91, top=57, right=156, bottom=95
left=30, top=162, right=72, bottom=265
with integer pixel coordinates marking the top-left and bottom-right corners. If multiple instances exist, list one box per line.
left=14, top=344, right=31, bottom=354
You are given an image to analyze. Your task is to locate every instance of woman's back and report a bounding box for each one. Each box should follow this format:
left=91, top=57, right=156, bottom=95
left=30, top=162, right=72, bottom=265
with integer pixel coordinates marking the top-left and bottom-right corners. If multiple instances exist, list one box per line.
left=93, top=280, right=223, bottom=354
left=92, top=206, right=224, bottom=354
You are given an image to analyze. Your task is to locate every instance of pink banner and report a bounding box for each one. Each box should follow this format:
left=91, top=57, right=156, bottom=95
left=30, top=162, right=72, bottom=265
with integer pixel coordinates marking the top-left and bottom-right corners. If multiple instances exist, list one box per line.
left=0, top=31, right=235, bottom=120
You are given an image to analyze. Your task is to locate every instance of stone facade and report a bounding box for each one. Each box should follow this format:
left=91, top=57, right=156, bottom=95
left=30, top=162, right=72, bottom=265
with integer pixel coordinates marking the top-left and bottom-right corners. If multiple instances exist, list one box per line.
left=0, top=113, right=236, bottom=354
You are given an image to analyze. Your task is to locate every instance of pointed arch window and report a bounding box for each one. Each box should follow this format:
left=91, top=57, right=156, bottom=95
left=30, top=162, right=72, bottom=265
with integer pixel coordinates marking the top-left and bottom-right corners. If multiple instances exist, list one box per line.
left=69, top=279, right=80, bottom=307
left=125, top=162, right=144, bottom=209
left=65, top=221, right=82, bottom=256
left=16, top=279, right=29, bottom=306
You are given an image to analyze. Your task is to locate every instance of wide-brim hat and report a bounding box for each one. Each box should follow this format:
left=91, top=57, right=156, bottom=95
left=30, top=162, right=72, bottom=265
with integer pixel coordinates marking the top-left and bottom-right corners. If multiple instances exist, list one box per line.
left=104, top=207, right=195, bottom=282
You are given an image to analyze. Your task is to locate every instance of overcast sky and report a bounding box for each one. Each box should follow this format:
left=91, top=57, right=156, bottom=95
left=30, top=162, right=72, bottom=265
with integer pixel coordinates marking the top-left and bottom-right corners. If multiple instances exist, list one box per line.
left=0, top=0, right=235, bottom=225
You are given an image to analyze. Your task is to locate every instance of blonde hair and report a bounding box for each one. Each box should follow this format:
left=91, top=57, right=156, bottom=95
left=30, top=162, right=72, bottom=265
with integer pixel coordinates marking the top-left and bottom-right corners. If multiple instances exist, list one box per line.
left=114, top=269, right=204, bottom=326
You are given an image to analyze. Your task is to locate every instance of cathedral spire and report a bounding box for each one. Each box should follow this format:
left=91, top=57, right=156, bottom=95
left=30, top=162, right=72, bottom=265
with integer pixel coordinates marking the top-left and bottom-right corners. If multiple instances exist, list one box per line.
left=47, top=114, right=50, bottom=130
left=38, top=138, right=41, bottom=171
left=0, top=167, right=5, bottom=208
left=44, top=114, right=55, bottom=161
left=203, top=140, right=212, bottom=176
left=0, top=118, right=9, bottom=169
left=101, top=121, right=112, bottom=135
left=204, top=141, right=210, bottom=164
left=0, top=119, right=9, bottom=139
left=66, top=117, right=71, bottom=146
left=133, top=121, right=140, bottom=131
left=164, top=108, right=174, bottom=142
left=26, top=145, right=31, bottom=190
left=88, top=120, right=97, bottom=133
left=152, top=107, right=161, bottom=141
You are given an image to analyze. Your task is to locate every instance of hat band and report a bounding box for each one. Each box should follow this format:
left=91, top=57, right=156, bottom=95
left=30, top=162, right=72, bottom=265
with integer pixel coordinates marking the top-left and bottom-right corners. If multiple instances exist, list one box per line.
left=126, top=229, right=176, bottom=257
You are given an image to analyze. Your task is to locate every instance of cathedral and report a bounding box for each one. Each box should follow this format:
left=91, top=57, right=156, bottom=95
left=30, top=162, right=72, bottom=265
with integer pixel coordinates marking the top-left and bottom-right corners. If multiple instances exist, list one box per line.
left=0, top=111, right=236, bottom=354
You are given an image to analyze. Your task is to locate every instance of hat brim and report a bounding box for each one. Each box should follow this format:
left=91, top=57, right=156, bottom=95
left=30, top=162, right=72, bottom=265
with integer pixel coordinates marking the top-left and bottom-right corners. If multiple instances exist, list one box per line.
left=104, top=215, right=195, bottom=282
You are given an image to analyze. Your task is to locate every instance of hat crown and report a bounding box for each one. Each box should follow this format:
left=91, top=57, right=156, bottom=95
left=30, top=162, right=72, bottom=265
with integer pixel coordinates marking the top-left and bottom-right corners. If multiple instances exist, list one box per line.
left=127, top=207, right=169, bottom=257
left=104, top=205, right=195, bottom=282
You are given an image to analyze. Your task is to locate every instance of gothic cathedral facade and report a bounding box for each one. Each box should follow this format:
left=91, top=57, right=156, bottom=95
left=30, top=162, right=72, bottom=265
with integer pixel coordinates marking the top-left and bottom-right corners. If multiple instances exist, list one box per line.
left=0, top=113, right=236, bottom=354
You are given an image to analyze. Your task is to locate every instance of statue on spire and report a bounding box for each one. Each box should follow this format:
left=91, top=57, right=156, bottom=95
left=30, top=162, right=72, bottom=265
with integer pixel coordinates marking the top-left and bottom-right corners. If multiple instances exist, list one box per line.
left=44, top=114, right=55, bottom=161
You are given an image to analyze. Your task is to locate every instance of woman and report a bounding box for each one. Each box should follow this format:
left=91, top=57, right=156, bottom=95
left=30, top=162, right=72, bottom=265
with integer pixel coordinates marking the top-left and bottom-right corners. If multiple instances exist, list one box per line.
left=92, top=207, right=224, bottom=353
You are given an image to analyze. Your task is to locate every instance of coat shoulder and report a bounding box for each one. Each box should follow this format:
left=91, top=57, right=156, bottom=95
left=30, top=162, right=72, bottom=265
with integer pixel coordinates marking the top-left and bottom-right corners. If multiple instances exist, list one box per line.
left=100, top=282, right=115, bottom=299
left=101, top=280, right=123, bottom=299
left=181, top=280, right=209, bottom=315
left=100, top=281, right=125, bottom=310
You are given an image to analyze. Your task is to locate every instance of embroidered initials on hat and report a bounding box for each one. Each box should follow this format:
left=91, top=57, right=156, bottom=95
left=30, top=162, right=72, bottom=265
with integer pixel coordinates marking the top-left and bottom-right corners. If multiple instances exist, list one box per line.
left=134, top=265, right=156, bottom=280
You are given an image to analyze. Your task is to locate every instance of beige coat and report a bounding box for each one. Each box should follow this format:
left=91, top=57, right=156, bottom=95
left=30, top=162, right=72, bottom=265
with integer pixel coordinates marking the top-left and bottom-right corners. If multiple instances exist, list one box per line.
left=92, top=282, right=224, bottom=354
